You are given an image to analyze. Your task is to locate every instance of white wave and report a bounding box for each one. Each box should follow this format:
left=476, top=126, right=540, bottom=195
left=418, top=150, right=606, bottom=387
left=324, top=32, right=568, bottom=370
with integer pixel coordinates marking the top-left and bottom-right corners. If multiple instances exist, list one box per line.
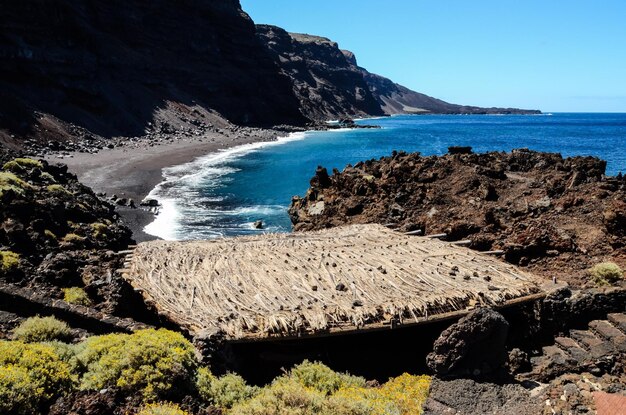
left=143, top=131, right=309, bottom=240
left=143, top=198, right=181, bottom=241
left=353, top=115, right=388, bottom=121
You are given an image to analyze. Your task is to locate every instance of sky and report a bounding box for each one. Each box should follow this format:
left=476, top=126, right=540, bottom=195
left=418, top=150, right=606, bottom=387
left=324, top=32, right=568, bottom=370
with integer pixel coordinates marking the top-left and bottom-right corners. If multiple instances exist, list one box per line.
left=240, top=0, right=626, bottom=112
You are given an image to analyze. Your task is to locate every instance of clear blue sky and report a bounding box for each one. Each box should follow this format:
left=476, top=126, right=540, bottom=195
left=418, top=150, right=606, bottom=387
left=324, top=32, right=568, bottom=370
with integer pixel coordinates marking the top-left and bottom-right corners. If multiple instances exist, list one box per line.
left=241, top=0, right=626, bottom=112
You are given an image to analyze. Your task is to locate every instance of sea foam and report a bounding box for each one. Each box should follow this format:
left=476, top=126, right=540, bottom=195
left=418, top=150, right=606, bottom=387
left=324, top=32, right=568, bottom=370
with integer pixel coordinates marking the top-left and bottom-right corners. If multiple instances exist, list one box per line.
left=143, top=131, right=308, bottom=240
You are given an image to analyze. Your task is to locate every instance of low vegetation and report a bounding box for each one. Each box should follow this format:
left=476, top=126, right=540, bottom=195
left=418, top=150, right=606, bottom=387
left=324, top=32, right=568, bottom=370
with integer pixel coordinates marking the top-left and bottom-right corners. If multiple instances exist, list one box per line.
left=62, top=287, right=92, bottom=306
left=0, top=324, right=431, bottom=414
left=230, top=362, right=431, bottom=415
left=61, top=233, right=85, bottom=244
left=138, top=402, right=190, bottom=415
left=0, top=171, right=34, bottom=196
left=0, top=250, right=20, bottom=275
left=589, top=262, right=624, bottom=286
left=73, top=328, right=197, bottom=400
left=197, top=369, right=259, bottom=409
left=12, top=316, right=72, bottom=343
left=2, top=157, right=43, bottom=173
left=46, top=184, right=72, bottom=196
left=0, top=341, right=73, bottom=414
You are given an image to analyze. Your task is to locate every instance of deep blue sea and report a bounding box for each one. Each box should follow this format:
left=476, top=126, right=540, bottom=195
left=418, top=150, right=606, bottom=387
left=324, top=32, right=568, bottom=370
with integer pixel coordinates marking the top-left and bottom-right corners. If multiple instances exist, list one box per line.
left=145, top=113, right=626, bottom=240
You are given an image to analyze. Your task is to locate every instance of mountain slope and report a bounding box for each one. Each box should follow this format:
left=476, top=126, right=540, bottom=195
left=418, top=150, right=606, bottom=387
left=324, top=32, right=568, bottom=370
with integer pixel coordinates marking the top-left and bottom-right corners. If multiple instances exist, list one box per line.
left=0, top=0, right=306, bottom=144
left=360, top=68, right=540, bottom=115
left=256, top=25, right=384, bottom=121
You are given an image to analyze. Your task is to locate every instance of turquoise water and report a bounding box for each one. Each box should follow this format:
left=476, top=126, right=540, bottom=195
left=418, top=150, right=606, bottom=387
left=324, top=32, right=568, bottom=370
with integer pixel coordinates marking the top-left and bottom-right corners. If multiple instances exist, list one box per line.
left=145, top=113, right=626, bottom=240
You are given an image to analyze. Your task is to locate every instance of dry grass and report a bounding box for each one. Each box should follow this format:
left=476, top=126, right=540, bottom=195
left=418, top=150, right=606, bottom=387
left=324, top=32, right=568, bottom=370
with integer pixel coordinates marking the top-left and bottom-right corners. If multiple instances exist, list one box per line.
left=124, top=225, right=541, bottom=340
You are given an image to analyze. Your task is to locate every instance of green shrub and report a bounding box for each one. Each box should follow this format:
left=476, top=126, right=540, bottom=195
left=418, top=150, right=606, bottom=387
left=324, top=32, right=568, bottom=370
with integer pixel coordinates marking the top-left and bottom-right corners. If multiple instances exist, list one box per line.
left=0, top=171, right=34, bottom=196
left=73, top=329, right=197, bottom=401
left=47, top=184, right=72, bottom=196
left=589, top=262, right=624, bottom=285
left=39, top=172, right=56, bottom=183
left=230, top=365, right=431, bottom=415
left=63, top=287, right=92, bottom=306
left=230, top=379, right=326, bottom=415
left=91, top=222, right=108, bottom=239
left=0, top=250, right=20, bottom=275
left=229, top=378, right=371, bottom=415
left=2, top=158, right=43, bottom=173
left=286, top=360, right=366, bottom=395
left=12, top=316, right=72, bottom=343
left=197, top=369, right=258, bottom=409
left=138, top=402, right=189, bottom=415
left=40, top=341, right=76, bottom=364
left=0, top=340, right=73, bottom=414
left=62, top=233, right=85, bottom=244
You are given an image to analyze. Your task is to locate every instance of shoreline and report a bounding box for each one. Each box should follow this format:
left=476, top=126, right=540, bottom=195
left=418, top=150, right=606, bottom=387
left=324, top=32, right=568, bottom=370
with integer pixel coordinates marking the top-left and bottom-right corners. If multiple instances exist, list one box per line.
left=47, top=119, right=377, bottom=242
left=48, top=130, right=279, bottom=242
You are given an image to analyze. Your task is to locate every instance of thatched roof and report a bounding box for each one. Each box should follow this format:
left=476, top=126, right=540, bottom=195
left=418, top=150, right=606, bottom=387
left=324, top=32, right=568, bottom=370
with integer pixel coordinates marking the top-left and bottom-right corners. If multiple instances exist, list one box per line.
left=122, top=224, right=542, bottom=341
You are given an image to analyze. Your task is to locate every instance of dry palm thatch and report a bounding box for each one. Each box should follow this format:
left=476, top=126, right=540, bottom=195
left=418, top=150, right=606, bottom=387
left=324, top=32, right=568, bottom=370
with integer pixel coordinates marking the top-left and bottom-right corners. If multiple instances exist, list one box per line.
left=123, top=224, right=542, bottom=341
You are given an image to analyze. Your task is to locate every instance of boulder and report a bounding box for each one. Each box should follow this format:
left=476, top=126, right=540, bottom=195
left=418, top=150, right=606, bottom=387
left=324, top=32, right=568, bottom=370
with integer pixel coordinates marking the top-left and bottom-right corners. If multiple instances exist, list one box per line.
left=448, top=146, right=473, bottom=155
left=426, top=308, right=509, bottom=377
left=140, top=198, right=160, bottom=207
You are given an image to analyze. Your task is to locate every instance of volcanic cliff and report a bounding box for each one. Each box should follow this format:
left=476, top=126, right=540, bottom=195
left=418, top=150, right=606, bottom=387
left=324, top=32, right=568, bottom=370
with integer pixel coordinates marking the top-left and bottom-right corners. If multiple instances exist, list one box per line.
left=256, top=25, right=540, bottom=119
left=0, top=0, right=305, bottom=149
left=1, top=1, right=540, bottom=153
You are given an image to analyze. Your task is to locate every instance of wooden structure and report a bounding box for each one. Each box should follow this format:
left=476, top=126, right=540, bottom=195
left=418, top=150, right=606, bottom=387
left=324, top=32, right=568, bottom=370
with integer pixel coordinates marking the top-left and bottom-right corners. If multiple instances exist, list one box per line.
left=120, top=224, right=542, bottom=341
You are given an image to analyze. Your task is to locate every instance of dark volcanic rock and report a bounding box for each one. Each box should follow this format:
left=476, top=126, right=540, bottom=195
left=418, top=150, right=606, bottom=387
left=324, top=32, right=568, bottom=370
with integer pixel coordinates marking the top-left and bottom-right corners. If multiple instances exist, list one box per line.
left=0, top=0, right=306, bottom=145
left=0, top=157, right=137, bottom=315
left=289, top=149, right=626, bottom=284
left=423, top=377, right=542, bottom=415
left=256, top=25, right=384, bottom=121
left=427, top=308, right=510, bottom=377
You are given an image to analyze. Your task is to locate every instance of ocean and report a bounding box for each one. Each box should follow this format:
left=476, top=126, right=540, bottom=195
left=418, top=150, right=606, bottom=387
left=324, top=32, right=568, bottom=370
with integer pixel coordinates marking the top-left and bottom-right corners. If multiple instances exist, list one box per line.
left=144, top=113, right=626, bottom=240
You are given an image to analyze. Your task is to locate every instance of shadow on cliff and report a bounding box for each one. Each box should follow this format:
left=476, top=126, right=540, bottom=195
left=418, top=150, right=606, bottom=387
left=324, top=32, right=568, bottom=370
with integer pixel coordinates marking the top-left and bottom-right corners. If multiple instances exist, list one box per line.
left=0, top=0, right=306, bottom=139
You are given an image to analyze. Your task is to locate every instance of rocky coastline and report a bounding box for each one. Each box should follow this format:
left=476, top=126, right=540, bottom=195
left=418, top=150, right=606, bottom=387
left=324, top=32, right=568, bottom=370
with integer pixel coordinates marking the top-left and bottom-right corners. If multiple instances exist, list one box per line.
left=1, top=1, right=623, bottom=414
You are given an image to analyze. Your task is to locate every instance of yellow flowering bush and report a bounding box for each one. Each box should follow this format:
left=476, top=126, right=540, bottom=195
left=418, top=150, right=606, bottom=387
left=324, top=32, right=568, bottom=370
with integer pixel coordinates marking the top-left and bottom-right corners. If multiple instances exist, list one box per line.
left=231, top=368, right=431, bottom=415
left=46, top=184, right=72, bottom=196
left=0, top=341, right=73, bottom=414
left=334, top=373, right=431, bottom=415
left=73, top=329, right=197, bottom=401
left=137, top=402, right=189, bottom=415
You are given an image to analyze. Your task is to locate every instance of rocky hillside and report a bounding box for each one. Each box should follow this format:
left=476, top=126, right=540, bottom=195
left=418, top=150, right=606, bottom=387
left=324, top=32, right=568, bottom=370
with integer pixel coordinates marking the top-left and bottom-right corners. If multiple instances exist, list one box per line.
left=0, top=151, right=147, bottom=320
left=0, top=1, right=540, bottom=151
left=0, top=0, right=305, bottom=149
left=360, top=69, right=541, bottom=115
left=256, top=25, right=539, bottom=120
left=256, top=25, right=384, bottom=120
left=289, top=149, right=625, bottom=284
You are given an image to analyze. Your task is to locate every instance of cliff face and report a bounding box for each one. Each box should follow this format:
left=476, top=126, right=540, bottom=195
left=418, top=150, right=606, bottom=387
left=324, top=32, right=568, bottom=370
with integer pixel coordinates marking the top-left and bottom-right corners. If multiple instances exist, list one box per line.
left=0, top=0, right=306, bottom=141
left=255, top=24, right=539, bottom=119
left=256, top=25, right=384, bottom=121
left=0, top=1, right=540, bottom=150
